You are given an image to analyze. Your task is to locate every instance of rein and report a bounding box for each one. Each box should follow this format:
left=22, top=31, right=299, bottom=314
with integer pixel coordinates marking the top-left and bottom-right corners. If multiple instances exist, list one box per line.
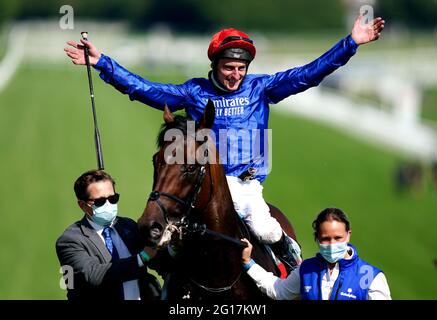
left=183, top=222, right=248, bottom=248
left=185, top=222, right=247, bottom=294
left=190, top=272, right=242, bottom=294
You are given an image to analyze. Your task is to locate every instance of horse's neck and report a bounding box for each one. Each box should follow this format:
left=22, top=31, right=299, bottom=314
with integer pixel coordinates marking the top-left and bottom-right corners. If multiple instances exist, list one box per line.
left=179, top=165, right=261, bottom=299
left=190, top=163, right=242, bottom=267
left=203, top=164, right=239, bottom=235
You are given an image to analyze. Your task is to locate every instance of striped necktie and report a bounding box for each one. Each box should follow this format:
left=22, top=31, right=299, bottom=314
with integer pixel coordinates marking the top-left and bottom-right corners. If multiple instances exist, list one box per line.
left=102, top=226, right=124, bottom=299
left=102, top=227, right=119, bottom=260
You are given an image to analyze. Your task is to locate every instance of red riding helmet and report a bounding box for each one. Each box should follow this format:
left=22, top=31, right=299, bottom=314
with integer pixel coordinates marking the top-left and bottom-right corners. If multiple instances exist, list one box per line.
left=207, top=28, right=256, bottom=62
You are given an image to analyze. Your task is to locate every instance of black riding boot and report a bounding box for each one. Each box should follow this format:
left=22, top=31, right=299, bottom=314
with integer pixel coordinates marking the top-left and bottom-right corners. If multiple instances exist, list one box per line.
left=270, top=234, right=302, bottom=272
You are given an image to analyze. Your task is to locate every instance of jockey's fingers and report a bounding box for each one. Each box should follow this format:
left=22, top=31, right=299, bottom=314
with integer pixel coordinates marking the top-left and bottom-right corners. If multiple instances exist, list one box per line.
left=66, top=42, right=85, bottom=53
left=374, top=24, right=385, bottom=33
left=65, top=51, right=79, bottom=60
left=64, top=47, right=77, bottom=55
left=241, top=238, right=252, bottom=248
left=80, top=39, right=93, bottom=50
left=374, top=19, right=385, bottom=27
left=372, top=19, right=385, bottom=28
left=66, top=40, right=79, bottom=48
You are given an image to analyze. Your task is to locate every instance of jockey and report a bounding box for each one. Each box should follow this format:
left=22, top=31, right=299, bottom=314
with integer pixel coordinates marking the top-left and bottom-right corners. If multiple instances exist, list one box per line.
left=64, top=15, right=385, bottom=269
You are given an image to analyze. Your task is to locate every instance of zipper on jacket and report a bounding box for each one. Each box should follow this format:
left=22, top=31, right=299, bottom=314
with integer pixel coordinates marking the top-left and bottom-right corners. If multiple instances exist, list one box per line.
left=333, top=277, right=344, bottom=300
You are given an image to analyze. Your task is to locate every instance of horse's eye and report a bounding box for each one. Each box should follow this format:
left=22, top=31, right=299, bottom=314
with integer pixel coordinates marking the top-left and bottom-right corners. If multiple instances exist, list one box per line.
left=154, top=159, right=164, bottom=170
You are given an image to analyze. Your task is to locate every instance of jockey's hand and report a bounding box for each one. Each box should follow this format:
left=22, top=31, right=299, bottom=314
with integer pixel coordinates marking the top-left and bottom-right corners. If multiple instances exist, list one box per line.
left=64, top=39, right=101, bottom=66
left=351, top=14, right=385, bottom=45
left=241, top=238, right=253, bottom=264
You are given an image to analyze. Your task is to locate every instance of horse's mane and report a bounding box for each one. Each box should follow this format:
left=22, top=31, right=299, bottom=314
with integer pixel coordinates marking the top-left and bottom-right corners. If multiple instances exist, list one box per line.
left=156, top=114, right=200, bottom=148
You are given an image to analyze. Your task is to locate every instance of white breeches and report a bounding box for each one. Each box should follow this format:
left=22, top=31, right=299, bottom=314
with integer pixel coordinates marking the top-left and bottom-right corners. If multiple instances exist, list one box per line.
left=226, top=176, right=283, bottom=244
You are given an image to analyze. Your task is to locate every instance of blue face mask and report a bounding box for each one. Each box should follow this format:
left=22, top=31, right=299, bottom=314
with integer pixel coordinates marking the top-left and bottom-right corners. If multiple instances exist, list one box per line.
left=91, top=201, right=118, bottom=227
left=318, top=241, right=348, bottom=263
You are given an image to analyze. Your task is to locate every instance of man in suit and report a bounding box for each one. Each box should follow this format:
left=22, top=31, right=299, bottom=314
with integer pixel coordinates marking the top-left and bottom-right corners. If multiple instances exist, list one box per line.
left=56, top=169, right=162, bottom=300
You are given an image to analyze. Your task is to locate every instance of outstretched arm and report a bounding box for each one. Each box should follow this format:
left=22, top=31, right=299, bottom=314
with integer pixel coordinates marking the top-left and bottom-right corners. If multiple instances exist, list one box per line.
left=64, top=38, right=188, bottom=111
left=265, top=14, right=385, bottom=104
left=351, top=14, right=385, bottom=45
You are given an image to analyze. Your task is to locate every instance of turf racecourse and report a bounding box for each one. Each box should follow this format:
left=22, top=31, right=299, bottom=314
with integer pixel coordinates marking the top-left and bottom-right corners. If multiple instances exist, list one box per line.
left=0, top=63, right=436, bottom=299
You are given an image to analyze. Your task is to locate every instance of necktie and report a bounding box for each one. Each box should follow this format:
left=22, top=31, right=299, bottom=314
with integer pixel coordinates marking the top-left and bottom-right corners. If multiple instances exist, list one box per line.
left=102, top=227, right=119, bottom=260
left=102, top=227, right=124, bottom=299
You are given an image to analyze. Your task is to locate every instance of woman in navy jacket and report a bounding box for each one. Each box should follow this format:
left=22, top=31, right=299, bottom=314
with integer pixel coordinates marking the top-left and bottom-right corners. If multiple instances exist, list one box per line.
left=241, top=208, right=391, bottom=300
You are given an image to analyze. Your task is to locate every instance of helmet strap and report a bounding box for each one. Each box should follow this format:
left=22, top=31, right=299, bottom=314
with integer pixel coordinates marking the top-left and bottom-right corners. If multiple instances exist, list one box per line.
left=209, top=70, right=232, bottom=93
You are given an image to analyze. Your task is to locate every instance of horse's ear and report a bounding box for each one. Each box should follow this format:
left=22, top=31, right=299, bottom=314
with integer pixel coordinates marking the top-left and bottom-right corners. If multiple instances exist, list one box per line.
left=163, top=104, right=174, bottom=124
left=199, top=99, right=215, bottom=129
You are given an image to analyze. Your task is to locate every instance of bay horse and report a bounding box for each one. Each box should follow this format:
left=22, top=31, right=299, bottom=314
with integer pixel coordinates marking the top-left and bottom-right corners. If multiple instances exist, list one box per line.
left=138, top=100, right=297, bottom=300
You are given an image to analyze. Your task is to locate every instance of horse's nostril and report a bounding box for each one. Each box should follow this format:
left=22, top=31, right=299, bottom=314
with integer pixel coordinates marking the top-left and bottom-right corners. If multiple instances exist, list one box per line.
left=150, top=222, right=163, bottom=240
left=151, top=221, right=163, bottom=231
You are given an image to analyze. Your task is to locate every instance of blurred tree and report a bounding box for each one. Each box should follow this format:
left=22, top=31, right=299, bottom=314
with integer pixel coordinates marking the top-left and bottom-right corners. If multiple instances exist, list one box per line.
left=132, top=0, right=210, bottom=32
left=7, top=0, right=437, bottom=32
left=5, top=0, right=346, bottom=33
left=0, top=0, right=21, bottom=25
left=73, top=0, right=151, bottom=21
left=13, top=0, right=59, bottom=19
left=378, top=0, right=437, bottom=30
left=206, top=0, right=345, bottom=33
left=13, top=0, right=151, bottom=21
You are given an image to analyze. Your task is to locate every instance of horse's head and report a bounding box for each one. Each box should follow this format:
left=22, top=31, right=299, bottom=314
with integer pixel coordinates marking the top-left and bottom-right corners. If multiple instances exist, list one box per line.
left=138, top=100, right=216, bottom=248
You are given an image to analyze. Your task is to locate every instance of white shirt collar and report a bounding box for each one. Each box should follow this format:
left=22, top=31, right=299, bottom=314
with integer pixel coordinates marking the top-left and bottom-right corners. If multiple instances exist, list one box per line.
left=86, top=216, right=115, bottom=234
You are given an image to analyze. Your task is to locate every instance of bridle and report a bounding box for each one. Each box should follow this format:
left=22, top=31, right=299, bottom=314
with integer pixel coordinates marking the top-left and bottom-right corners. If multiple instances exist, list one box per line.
left=147, top=164, right=208, bottom=229
left=147, top=162, right=248, bottom=247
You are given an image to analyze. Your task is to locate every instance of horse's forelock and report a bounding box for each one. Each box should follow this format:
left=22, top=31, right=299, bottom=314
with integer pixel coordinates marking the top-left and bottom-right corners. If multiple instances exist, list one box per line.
left=156, top=114, right=200, bottom=149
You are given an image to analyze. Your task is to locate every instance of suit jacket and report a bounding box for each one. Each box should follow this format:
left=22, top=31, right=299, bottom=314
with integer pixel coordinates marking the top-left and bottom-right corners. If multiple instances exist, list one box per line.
left=56, top=216, right=161, bottom=301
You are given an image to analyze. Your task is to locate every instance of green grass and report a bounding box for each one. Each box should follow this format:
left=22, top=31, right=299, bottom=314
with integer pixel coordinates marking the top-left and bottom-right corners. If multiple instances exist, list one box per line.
left=0, top=63, right=436, bottom=299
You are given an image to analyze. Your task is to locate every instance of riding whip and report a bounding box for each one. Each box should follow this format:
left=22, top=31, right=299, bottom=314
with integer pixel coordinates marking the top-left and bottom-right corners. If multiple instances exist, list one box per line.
left=81, top=31, right=104, bottom=170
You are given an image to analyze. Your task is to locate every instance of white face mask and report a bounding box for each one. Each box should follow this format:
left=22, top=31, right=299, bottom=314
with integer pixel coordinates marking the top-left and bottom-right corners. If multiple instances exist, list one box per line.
left=318, top=241, right=348, bottom=263
left=91, top=201, right=118, bottom=227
